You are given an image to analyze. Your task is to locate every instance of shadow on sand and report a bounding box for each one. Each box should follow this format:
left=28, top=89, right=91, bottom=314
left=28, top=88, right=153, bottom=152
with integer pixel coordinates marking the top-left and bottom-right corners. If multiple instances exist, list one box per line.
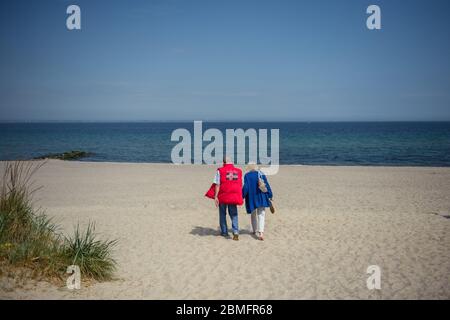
left=190, top=226, right=257, bottom=238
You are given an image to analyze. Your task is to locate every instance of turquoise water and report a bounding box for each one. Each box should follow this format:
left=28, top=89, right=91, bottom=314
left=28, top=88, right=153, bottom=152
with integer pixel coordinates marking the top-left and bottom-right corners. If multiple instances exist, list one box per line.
left=1, top=122, right=450, bottom=166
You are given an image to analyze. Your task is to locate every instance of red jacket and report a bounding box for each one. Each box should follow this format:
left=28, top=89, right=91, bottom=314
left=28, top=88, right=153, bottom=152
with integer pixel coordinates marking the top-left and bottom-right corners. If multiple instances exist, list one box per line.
left=217, top=164, right=243, bottom=205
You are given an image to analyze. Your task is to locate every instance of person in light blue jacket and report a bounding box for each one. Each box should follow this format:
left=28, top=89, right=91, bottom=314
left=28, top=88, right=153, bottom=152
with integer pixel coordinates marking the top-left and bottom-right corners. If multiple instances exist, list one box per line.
left=242, top=163, right=273, bottom=241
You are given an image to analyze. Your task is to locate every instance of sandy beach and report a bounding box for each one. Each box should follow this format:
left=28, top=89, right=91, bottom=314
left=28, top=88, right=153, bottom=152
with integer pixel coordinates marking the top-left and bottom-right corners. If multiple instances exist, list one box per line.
left=1, top=160, right=449, bottom=299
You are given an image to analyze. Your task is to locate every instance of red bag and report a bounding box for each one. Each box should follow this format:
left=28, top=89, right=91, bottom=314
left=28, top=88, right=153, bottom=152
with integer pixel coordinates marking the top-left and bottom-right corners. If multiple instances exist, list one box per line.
left=205, top=183, right=216, bottom=199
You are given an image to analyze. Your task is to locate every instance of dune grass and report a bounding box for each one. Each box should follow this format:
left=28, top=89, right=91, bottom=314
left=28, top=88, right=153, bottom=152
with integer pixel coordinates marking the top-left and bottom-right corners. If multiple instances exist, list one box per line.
left=62, top=223, right=118, bottom=281
left=0, top=161, right=117, bottom=283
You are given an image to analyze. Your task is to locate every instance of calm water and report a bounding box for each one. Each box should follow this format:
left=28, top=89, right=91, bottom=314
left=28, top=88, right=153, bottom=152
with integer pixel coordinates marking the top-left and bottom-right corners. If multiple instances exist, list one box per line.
left=1, top=122, right=450, bottom=166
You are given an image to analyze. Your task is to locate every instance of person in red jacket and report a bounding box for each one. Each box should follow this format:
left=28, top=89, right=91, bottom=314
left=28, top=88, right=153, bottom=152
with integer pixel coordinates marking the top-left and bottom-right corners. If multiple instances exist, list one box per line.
left=213, top=156, right=243, bottom=240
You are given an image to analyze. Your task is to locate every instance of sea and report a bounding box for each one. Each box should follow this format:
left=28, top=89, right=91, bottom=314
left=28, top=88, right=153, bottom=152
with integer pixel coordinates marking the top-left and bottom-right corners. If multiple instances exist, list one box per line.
left=1, top=122, right=450, bottom=166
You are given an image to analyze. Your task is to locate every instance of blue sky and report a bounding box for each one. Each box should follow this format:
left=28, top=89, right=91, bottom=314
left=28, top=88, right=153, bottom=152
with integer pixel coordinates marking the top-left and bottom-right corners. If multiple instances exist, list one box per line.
left=0, top=0, right=449, bottom=121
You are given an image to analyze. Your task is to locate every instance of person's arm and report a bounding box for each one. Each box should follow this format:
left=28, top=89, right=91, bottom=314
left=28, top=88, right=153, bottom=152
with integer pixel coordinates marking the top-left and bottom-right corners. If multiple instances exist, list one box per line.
left=214, top=171, right=220, bottom=207
left=214, top=184, right=219, bottom=200
left=214, top=184, right=220, bottom=196
left=242, top=175, right=248, bottom=198
left=263, top=175, right=273, bottom=199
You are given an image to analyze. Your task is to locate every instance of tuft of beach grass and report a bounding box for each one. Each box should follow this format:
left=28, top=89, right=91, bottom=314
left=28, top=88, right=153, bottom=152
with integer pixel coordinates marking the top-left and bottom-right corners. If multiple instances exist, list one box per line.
left=0, top=161, right=117, bottom=284
left=62, top=222, right=117, bottom=281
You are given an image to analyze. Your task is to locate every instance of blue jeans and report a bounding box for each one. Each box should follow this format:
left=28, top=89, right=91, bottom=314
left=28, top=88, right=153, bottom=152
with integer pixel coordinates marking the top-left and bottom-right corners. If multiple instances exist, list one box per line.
left=219, top=204, right=239, bottom=235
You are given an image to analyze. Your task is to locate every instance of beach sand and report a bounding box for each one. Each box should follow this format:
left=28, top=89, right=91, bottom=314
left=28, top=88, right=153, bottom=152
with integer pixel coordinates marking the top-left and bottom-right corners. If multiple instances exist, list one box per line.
left=1, top=160, right=449, bottom=299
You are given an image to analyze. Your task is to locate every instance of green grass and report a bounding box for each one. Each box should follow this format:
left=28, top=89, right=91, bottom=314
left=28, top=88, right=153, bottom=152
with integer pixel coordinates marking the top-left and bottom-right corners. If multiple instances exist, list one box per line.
left=63, top=222, right=117, bottom=281
left=0, top=161, right=117, bottom=283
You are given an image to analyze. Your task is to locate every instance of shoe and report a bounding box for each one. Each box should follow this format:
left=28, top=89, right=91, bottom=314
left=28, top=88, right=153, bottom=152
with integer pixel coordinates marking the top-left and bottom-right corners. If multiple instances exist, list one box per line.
left=232, top=234, right=239, bottom=241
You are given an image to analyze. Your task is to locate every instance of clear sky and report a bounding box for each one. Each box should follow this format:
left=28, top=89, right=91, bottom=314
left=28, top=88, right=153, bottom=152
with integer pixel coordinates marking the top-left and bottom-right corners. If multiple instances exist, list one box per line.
left=1, top=0, right=449, bottom=121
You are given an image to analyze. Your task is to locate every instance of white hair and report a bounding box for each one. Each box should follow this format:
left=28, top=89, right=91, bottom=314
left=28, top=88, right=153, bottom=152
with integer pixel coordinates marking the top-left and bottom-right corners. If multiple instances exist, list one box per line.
left=246, top=162, right=258, bottom=172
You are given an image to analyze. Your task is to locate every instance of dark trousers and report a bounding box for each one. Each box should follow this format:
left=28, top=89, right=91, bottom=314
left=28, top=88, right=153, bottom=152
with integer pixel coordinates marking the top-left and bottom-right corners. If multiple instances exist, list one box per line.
left=219, top=204, right=239, bottom=235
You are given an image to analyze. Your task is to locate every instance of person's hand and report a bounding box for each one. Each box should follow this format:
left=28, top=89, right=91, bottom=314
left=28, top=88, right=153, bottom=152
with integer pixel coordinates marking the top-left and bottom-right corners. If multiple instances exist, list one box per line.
left=214, top=197, right=219, bottom=208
